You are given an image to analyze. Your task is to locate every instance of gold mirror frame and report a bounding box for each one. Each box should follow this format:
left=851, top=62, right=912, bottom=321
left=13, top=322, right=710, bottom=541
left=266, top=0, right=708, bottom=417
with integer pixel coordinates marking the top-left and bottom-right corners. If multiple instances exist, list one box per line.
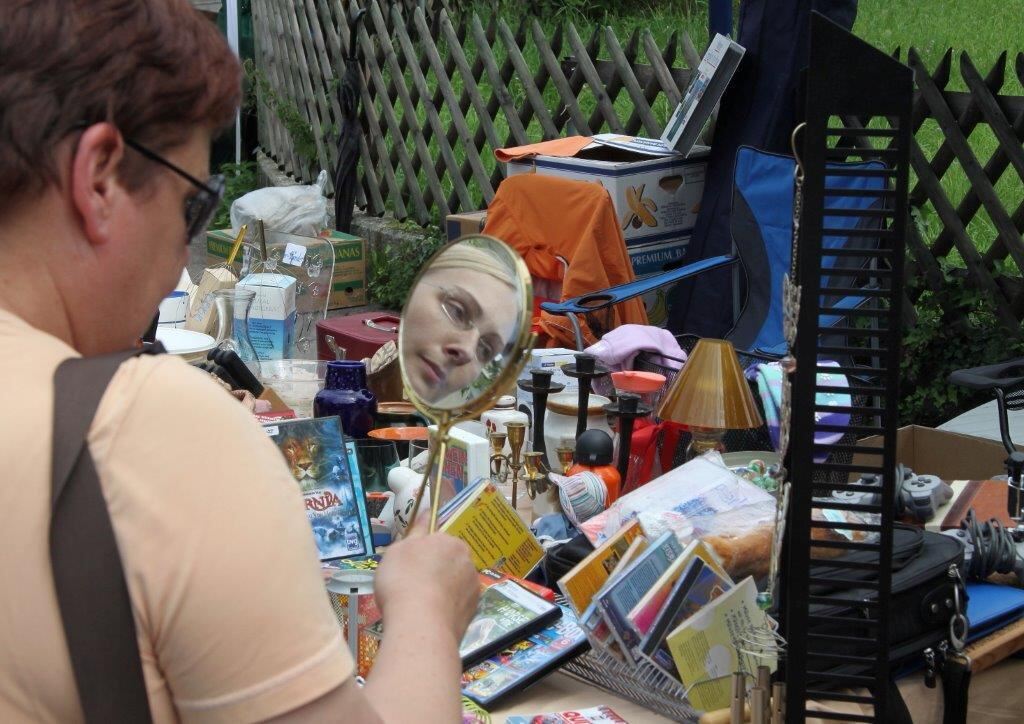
left=398, top=235, right=536, bottom=533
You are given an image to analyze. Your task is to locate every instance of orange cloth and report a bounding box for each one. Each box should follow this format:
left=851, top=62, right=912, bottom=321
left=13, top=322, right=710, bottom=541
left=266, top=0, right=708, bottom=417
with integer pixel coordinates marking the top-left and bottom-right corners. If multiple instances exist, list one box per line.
left=483, top=174, right=649, bottom=348
left=494, top=136, right=593, bottom=163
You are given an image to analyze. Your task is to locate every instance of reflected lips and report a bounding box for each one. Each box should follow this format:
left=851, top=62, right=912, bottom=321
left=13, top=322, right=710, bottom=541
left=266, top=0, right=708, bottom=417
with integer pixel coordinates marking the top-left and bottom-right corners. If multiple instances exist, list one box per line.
left=418, top=355, right=443, bottom=386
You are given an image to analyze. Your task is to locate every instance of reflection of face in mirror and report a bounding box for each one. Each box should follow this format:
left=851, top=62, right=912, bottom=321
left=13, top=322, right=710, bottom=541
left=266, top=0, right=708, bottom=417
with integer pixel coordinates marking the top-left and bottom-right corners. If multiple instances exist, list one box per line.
left=402, top=241, right=522, bottom=408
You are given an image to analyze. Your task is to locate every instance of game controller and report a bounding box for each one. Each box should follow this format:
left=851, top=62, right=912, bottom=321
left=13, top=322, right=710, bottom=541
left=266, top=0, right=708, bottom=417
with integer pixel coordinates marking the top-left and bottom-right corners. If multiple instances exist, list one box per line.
left=816, top=466, right=953, bottom=523
left=898, top=470, right=953, bottom=522
left=943, top=522, right=1024, bottom=581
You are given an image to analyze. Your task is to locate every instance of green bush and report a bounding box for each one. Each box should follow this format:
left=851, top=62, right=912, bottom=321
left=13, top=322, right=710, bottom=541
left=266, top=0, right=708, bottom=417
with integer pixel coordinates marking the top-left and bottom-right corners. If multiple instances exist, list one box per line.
left=367, top=227, right=447, bottom=310
left=900, top=261, right=1024, bottom=428
left=211, top=160, right=259, bottom=230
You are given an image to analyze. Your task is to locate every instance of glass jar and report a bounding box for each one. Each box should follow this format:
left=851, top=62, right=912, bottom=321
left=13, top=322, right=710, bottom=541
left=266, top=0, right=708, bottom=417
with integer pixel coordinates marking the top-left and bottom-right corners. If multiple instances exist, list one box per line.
left=212, top=288, right=259, bottom=367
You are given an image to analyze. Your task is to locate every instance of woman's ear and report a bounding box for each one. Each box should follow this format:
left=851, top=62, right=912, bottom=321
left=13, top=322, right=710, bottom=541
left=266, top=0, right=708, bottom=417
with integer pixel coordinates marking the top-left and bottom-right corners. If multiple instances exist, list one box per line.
left=69, top=123, right=126, bottom=249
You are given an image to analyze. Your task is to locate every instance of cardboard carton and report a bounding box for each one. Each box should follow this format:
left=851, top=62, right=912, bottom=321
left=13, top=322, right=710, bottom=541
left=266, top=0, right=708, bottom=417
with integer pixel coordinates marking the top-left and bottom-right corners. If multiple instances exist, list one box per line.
left=206, top=228, right=367, bottom=310
left=628, top=237, right=691, bottom=327
left=506, top=143, right=707, bottom=247
left=854, top=425, right=1021, bottom=482
left=237, top=273, right=296, bottom=360
left=445, top=210, right=487, bottom=241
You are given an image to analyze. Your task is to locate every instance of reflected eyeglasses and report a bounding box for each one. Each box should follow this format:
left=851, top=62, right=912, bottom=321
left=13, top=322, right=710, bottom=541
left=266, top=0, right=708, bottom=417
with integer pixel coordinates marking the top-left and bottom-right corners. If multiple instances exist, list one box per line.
left=430, top=284, right=501, bottom=364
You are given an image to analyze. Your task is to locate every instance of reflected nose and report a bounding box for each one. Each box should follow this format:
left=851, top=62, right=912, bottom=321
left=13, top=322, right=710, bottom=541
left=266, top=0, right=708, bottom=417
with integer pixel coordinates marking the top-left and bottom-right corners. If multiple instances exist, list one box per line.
left=442, top=332, right=477, bottom=366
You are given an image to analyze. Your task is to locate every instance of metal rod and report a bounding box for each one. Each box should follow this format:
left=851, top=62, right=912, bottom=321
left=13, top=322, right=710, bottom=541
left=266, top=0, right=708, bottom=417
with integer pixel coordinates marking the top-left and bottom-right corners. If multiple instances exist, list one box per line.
left=347, top=587, right=359, bottom=660
left=428, top=429, right=450, bottom=533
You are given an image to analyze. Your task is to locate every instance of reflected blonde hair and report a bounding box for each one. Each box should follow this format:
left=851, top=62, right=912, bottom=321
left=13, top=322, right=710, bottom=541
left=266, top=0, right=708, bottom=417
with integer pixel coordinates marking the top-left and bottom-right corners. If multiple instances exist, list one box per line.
left=427, top=241, right=518, bottom=290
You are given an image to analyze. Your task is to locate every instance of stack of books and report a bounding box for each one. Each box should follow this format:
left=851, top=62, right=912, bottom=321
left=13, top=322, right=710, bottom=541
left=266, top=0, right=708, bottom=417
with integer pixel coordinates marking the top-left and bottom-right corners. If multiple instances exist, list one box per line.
left=557, top=523, right=775, bottom=711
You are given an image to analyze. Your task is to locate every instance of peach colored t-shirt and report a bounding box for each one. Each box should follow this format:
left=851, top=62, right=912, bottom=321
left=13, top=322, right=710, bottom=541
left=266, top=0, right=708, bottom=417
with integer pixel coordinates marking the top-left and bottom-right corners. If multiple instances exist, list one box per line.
left=0, top=309, right=353, bottom=723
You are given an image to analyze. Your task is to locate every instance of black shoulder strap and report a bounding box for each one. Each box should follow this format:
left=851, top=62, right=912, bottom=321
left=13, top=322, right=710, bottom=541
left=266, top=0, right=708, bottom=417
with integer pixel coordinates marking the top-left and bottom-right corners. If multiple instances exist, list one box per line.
left=51, top=346, right=162, bottom=723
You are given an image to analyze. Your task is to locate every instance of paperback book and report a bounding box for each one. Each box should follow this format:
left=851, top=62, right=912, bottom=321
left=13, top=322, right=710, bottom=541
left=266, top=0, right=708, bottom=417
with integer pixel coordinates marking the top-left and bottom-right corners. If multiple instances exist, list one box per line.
left=460, top=570, right=562, bottom=669
left=627, top=539, right=730, bottom=638
left=666, top=576, right=776, bottom=711
left=264, top=416, right=373, bottom=561
left=442, top=481, right=545, bottom=578
left=461, top=605, right=589, bottom=708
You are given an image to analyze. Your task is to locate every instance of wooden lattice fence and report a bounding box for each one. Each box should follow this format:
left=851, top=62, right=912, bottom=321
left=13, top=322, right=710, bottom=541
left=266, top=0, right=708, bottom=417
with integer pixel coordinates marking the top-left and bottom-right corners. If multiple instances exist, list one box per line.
left=251, top=1, right=1024, bottom=331
left=251, top=0, right=700, bottom=224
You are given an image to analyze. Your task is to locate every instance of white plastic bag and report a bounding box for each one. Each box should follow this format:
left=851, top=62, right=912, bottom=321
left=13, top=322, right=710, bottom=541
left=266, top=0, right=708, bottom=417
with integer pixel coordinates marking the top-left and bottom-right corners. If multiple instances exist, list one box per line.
left=230, top=170, right=330, bottom=236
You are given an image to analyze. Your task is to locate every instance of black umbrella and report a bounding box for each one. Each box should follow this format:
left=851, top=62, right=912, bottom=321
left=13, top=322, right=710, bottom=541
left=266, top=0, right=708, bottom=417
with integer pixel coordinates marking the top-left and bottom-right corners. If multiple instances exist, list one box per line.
left=333, top=8, right=368, bottom=234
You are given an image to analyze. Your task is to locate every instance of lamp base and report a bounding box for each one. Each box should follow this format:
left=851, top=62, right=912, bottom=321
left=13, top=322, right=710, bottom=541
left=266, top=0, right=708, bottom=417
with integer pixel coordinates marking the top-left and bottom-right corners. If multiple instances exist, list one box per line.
left=685, top=428, right=726, bottom=462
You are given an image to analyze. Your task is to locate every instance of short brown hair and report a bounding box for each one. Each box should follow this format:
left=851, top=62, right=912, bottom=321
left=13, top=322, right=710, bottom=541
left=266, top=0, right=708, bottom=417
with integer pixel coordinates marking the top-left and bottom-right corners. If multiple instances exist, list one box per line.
left=0, top=0, right=241, bottom=210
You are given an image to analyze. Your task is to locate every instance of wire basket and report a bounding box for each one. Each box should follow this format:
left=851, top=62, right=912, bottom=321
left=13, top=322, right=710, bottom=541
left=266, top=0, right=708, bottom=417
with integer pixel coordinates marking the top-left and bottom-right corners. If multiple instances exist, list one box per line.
left=560, top=639, right=700, bottom=722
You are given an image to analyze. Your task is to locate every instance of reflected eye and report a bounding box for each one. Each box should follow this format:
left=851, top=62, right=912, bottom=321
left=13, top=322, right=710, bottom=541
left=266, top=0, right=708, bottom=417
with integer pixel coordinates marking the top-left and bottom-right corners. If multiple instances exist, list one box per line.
left=441, top=294, right=471, bottom=328
left=476, top=336, right=499, bottom=364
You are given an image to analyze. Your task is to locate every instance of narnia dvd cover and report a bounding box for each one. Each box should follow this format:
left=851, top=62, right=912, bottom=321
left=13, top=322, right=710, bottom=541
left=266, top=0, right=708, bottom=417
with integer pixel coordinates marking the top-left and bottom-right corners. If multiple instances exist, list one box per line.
left=264, top=416, right=373, bottom=561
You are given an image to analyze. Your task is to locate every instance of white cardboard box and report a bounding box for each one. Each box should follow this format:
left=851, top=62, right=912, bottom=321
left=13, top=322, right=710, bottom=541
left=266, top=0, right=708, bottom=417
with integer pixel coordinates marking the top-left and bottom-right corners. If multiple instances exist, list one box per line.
left=628, top=237, right=691, bottom=327
left=237, top=273, right=297, bottom=360
left=506, top=146, right=707, bottom=247
left=516, top=348, right=581, bottom=420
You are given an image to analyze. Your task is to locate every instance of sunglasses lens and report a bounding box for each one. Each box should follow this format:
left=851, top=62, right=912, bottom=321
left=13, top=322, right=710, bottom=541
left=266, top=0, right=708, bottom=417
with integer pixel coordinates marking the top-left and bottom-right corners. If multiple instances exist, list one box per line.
left=185, top=175, right=225, bottom=243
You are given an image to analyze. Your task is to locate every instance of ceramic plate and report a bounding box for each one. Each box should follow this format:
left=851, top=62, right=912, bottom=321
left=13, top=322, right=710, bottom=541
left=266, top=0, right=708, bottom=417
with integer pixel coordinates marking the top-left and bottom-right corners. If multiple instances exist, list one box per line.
left=155, top=327, right=216, bottom=356
left=368, top=427, right=430, bottom=442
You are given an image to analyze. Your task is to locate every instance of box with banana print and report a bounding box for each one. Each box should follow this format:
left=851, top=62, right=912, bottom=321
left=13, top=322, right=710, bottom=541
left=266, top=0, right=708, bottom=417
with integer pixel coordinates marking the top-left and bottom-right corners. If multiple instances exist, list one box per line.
left=506, top=143, right=707, bottom=247
left=628, top=237, right=692, bottom=328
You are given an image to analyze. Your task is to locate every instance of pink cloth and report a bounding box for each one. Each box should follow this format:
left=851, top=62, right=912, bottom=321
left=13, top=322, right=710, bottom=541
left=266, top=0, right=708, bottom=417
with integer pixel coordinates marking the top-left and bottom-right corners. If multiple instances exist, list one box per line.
left=585, top=325, right=686, bottom=372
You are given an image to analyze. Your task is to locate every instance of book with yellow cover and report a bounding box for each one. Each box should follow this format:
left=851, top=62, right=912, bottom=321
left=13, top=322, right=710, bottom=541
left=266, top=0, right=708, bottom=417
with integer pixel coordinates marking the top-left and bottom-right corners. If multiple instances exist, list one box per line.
left=441, top=481, right=544, bottom=578
left=557, top=520, right=644, bottom=616
left=665, top=577, right=776, bottom=711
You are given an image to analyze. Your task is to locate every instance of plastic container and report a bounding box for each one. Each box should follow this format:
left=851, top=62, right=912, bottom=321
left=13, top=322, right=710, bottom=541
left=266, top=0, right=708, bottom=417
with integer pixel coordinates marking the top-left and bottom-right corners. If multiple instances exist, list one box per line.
left=246, top=359, right=327, bottom=418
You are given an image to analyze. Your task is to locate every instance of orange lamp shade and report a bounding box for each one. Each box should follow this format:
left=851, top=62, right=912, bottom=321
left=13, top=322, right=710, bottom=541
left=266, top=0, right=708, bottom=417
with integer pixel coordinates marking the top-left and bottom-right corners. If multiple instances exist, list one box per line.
left=657, top=339, right=763, bottom=430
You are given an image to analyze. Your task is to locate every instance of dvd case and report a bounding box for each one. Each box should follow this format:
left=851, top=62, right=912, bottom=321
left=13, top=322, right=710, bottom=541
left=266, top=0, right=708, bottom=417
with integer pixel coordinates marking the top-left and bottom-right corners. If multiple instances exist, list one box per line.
left=264, top=416, right=373, bottom=561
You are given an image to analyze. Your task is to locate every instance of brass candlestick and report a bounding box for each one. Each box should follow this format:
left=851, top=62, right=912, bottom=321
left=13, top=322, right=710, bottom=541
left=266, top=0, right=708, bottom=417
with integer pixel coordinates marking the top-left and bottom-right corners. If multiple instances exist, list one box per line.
left=555, top=446, right=575, bottom=475
left=505, top=422, right=527, bottom=507
left=489, top=431, right=509, bottom=483
left=522, top=451, right=550, bottom=500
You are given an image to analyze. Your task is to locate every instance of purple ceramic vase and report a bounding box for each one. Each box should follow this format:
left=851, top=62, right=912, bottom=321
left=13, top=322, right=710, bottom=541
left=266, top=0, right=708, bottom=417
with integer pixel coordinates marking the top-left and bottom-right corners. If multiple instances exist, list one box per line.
left=313, top=360, right=377, bottom=438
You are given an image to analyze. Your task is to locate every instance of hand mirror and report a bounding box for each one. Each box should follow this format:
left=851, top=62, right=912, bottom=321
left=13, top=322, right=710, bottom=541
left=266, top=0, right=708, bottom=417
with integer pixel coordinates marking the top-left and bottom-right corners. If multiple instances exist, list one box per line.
left=398, top=235, right=534, bottom=532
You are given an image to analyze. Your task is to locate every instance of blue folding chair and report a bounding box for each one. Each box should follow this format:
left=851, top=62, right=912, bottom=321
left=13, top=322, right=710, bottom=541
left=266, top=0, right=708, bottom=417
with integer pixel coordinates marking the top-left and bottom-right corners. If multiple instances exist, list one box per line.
left=541, top=146, right=889, bottom=356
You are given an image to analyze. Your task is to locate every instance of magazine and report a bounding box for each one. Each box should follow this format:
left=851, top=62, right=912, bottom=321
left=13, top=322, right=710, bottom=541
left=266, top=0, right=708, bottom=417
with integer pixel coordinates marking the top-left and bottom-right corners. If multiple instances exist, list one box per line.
left=460, top=571, right=562, bottom=669
left=264, top=416, right=373, bottom=561
left=505, top=705, right=626, bottom=723
left=461, top=606, right=590, bottom=708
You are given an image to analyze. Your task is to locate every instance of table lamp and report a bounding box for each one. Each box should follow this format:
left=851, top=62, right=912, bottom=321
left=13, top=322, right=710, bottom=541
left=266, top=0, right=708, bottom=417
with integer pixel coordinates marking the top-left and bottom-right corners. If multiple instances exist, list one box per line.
left=657, top=338, right=764, bottom=461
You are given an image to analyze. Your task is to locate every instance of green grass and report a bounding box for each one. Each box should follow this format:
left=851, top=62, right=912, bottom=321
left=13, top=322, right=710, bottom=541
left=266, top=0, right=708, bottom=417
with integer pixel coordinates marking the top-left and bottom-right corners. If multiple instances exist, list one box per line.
left=854, top=0, right=1024, bottom=266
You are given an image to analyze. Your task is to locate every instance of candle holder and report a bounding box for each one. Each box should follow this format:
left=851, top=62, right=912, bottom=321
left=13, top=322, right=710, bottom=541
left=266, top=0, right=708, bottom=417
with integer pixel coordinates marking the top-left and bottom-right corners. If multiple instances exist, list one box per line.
left=517, top=369, right=564, bottom=469
left=489, top=430, right=509, bottom=483
left=505, top=421, right=527, bottom=507
left=562, top=353, right=610, bottom=439
left=602, top=392, right=651, bottom=483
left=522, top=451, right=551, bottom=499
left=555, top=445, right=575, bottom=475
